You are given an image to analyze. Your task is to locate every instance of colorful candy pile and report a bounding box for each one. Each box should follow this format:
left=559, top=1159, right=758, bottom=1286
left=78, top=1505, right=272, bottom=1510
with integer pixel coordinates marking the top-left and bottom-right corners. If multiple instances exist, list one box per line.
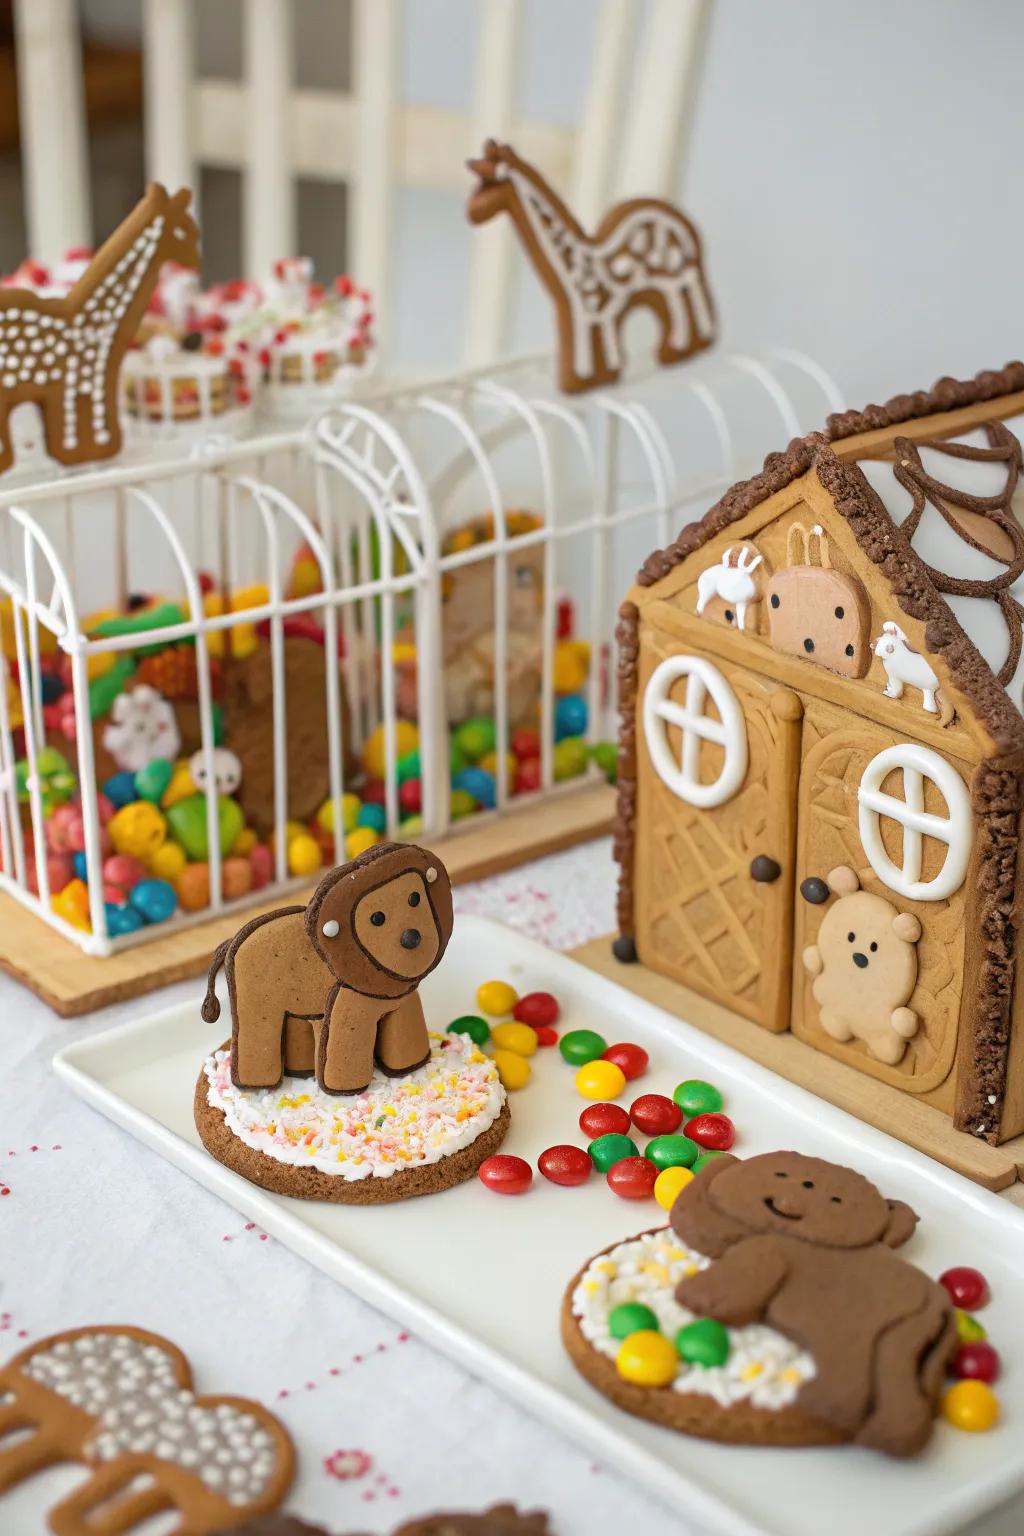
left=938, top=1265, right=1000, bottom=1433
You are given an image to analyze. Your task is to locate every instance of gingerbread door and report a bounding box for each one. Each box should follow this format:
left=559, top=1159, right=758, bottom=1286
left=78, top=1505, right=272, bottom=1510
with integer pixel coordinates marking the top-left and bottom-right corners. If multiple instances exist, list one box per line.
left=634, top=624, right=802, bottom=1031
left=791, top=701, right=973, bottom=1105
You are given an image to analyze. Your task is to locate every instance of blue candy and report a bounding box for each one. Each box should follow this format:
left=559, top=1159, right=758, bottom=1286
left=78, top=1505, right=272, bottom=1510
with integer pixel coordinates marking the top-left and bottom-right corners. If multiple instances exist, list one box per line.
left=129, top=877, right=178, bottom=925
left=73, top=851, right=88, bottom=881
left=356, top=802, right=387, bottom=833
left=555, top=692, right=588, bottom=742
left=452, top=765, right=496, bottom=810
left=103, top=771, right=138, bottom=809
left=105, top=901, right=143, bottom=936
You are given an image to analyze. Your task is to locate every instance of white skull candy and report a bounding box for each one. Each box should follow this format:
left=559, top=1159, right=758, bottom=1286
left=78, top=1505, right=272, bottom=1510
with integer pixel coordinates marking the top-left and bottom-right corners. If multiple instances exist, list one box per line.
left=189, top=747, right=242, bottom=797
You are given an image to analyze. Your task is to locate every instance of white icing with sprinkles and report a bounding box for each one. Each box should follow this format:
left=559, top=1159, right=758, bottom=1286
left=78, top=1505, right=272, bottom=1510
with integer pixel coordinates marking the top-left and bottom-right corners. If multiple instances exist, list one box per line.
left=204, top=1029, right=504, bottom=1180
left=572, top=1231, right=816, bottom=1410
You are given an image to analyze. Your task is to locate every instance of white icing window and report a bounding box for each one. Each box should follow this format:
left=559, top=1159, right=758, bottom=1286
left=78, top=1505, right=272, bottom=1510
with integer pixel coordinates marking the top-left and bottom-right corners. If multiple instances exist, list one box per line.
left=643, top=656, right=748, bottom=809
left=857, top=744, right=972, bottom=902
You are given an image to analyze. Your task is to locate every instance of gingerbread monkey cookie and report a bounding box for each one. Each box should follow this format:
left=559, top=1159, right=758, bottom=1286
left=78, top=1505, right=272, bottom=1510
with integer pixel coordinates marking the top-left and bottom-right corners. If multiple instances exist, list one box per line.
left=196, top=843, right=509, bottom=1204
left=563, top=1151, right=957, bottom=1456
left=0, top=1324, right=294, bottom=1532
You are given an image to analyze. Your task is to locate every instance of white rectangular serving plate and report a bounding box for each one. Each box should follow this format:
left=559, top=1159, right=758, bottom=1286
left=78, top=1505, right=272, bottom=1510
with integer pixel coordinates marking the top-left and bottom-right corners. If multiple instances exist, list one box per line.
left=55, top=915, right=1024, bottom=1536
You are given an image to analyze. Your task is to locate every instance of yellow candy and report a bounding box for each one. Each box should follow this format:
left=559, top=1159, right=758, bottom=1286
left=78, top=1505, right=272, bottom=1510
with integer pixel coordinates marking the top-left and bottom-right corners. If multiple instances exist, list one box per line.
left=942, top=1380, right=999, bottom=1433
left=575, top=1059, right=627, bottom=1101
left=490, top=1022, right=538, bottom=1058
left=955, top=1310, right=987, bottom=1343
left=161, top=760, right=197, bottom=808
left=362, top=719, right=419, bottom=781
left=654, top=1165, right=695, bottom=1212
left=345, top=826, right=380, bottom=858
left=553, top=639, right=590, bottom=695
left=492, top=1048, right=531, bottom=1091
left=109, top=801, right=166, bottom=860
left=476, top=979, right=519, bottom=1016
left=479, top=750, right=517, bottom=779
left=232, top=827, right=257, bottom=857
left=148, top=840, right=186, bottom=881
left=317, top=793, right=361, bottom=836
left=616, top=1330, right=678, bottom=1388
left=51, top=878, right=91, bottom=932
left=288, top=833, right=323, bottom=877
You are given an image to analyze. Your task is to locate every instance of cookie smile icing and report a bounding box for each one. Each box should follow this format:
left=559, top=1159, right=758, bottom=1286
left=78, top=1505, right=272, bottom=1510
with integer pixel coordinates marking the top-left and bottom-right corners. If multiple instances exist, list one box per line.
left=203, top=1030, right=504, bottom=1181
left=571, top=1230, right=816, bottom=1410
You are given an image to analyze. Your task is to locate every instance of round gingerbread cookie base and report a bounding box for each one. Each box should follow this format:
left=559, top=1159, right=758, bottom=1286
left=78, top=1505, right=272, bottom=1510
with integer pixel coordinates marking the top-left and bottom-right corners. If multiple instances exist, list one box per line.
left=193, top=1061, right=511, bottom=1205
left=560, top=1247, right=846, bottom=1450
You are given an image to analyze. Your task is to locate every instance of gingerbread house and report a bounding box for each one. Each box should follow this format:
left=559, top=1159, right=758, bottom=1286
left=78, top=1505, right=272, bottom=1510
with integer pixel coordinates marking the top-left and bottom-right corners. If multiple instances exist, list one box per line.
left=614, top=362, right=1024, bottom=1149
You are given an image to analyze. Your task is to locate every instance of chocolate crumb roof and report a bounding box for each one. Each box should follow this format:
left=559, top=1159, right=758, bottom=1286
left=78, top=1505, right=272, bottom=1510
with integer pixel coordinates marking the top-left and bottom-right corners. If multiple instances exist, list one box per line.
left=634, top=360, right=1024, bottom=759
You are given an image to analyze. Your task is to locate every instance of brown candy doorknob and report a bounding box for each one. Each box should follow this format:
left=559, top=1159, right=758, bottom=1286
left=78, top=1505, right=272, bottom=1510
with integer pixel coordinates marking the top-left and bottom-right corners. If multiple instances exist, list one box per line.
left=750, top=855, right=781, bottom=883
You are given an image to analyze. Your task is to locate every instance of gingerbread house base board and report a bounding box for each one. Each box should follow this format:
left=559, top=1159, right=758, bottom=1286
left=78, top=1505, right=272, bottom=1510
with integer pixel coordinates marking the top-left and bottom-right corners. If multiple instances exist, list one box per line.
left=3, top=784, right=615, bottom=1017
left=568, top=936, right=1024, bottom=1192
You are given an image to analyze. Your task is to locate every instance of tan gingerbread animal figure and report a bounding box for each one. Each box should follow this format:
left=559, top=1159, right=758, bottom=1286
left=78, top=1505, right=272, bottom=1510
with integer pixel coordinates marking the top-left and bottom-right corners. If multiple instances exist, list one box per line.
left=202, top=843, right=453, bottom=1095
left=801, top=864, right=922, bottom=1065
left=671, top=1151, right=957, bottom=1457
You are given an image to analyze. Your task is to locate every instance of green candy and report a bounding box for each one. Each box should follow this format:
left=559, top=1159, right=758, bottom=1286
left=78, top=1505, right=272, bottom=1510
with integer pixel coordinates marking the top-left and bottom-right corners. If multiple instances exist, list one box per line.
left=955, top=1310, right=987, bottom=1344
left=93, top=601, right=185, bottom=656
left=590, top=741, right=618, bottom=784
left=691, top=1151, right=724, bottom=1173
left=448, top=1015, right=490, bottom=1046
left=449, top=738, right=468, bottom=776
left=397, top=748, right=420, bottom=784
left=553, top=736, right=588, bottom=781
left=673, top=1078, right=723, bottom=1116
left=166, top=793, right=244, bottom=860
left=676, top=1317, right=730, bottom=1368
left=559, top=1028, right=608, bottom=1066
left=609, top=1303, right=659, bottom=1340
left=450, top=788, right=477, bottom=819
left=36, top=746, right=69, bottom=776
left=645, top=1134, right=699, bottom=1172
left=455, top=717, right=496, bottom=763
left=134, top=757, right=173, bottom=804
left=89, top=656, right=136, bottom=719
left=588, top=1133, right=638, bottom=1172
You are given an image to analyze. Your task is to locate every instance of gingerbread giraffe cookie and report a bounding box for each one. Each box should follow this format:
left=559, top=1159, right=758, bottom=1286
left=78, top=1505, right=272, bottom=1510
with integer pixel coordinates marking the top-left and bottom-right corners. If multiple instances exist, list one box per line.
left=0, top=1325, right=294, bottom=1532
left=196, top=843, right=510, bottom=1204
left=563, top=1151, right=957, bottom=1456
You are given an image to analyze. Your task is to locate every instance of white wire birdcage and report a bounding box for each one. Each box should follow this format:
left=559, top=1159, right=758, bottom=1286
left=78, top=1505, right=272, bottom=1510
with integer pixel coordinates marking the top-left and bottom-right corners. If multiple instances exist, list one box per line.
left=0, top=348, right=841, bottom=957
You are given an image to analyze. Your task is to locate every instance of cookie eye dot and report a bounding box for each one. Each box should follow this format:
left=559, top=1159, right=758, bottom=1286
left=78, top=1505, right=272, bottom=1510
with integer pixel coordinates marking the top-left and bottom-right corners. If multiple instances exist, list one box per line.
left=724, top=609, right=734, bottom=624
left=770, top=593, right=781, bottom=609
left=408, top=890, right=421, bottom=907
left=834, top=606, right=845, bottom=619
left=830, top=1195, right=842, bottom=1204
left=847, top=932, right=855, bottom=943
left=774, top=1170, right=788, bottom=1179
left=870, top=941, right=878, bottom=952
left=801, top=1180, right=815, bottom=1190
left=370, top=911, right=386, bottom=927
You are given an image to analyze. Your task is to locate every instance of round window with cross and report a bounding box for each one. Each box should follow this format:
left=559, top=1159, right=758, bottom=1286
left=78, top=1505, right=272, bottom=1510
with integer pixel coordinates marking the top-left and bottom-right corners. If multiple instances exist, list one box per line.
left=642, top=655, right=749, bottom=808
left=857, top=743, right=972, bottom=902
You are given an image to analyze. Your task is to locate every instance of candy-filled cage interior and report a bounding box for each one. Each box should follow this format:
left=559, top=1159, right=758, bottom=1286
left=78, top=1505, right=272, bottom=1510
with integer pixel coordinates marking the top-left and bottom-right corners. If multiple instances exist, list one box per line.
left=0, top=350, right=840, bottom=956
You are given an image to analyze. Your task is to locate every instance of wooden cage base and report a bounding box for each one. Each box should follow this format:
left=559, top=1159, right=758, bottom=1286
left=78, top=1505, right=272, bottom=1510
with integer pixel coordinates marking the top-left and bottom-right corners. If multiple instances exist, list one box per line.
left=568, top=935, right=1024, bottom=1194
left=4, top=784, right=615, bottom=1019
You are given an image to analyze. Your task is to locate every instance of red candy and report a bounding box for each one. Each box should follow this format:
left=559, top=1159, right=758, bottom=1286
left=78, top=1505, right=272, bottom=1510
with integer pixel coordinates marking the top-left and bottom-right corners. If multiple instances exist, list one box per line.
left=533, top=1025, right=559, bottom=1048
left=630, top=1093, right=682, bottom=1137
left=579, top=1102, right=632, bottom=1139
left=514, top=991, right=560, bottom=1027
left=606, top=1156, right=658, bottom=1201
left=477, top=1154, right=532, bottom=1195
left=685, top=1112, right=735, bottom=1150
left=601, top=1042, right=648, bottom=1081
left=939, top=1266, right=990, bottom=1311
left=952, top=1341, right=1000, bottom=1384
left=538, top=1144, right=591, bottom=1187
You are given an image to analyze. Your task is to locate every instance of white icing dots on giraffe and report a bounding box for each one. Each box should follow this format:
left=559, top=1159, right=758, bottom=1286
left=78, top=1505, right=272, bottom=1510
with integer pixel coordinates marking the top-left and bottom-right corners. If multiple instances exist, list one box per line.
left=23, top=1332, right=279, bottom=1507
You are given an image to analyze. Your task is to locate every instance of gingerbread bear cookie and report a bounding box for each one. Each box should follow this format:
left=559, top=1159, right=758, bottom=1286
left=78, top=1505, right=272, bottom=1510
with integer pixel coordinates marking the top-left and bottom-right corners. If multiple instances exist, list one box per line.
left=236, top=1503, right=551, bottom=1535
left=196, top=843, right=509, bottom=1204
left=802, top=865, right=922, bottom=1064
left=563, top=1151, right=957, bottom=1456
left=0, top=1325, right=294, bottom=1532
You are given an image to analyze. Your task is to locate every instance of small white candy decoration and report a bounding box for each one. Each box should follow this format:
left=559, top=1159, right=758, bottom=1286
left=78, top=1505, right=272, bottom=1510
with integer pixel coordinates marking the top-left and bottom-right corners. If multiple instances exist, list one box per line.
left=102, top=685, right=181, bottom=774
left=189, top=747, right=242, bottom=796
left=322, top=919, right=340, bottom=938
left=425, top=867, right=438, bottom=884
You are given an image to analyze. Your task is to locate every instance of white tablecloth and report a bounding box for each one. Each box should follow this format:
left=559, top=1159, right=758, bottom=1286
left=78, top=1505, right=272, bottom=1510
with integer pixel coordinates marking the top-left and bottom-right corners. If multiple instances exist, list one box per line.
left=4, top=836, right=1021, bottom=1536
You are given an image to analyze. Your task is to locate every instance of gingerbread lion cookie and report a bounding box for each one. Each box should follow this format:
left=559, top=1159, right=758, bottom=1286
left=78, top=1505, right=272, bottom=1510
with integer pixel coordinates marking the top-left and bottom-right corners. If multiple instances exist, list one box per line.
left=196, top=843, right=509, bottom=1204
left=0, top=1324, right=294, bottom=1532
left=563, top=1151, right=957, bottom=1457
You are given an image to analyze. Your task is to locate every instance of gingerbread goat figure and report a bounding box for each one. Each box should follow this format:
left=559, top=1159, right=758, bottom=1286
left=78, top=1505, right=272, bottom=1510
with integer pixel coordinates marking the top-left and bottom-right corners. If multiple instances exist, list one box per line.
left=202, top=843, right=453, bottom=1095
left=466, top=140, right=714, bottom=393
left=671, top=1152, right=957, bottom=1457
left=0, top=183, right=199, bottom=473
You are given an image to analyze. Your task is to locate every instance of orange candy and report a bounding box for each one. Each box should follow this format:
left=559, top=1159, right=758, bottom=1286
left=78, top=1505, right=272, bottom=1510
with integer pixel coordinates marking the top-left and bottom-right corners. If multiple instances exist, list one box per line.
left=177, top=862, right=210, bottom=911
